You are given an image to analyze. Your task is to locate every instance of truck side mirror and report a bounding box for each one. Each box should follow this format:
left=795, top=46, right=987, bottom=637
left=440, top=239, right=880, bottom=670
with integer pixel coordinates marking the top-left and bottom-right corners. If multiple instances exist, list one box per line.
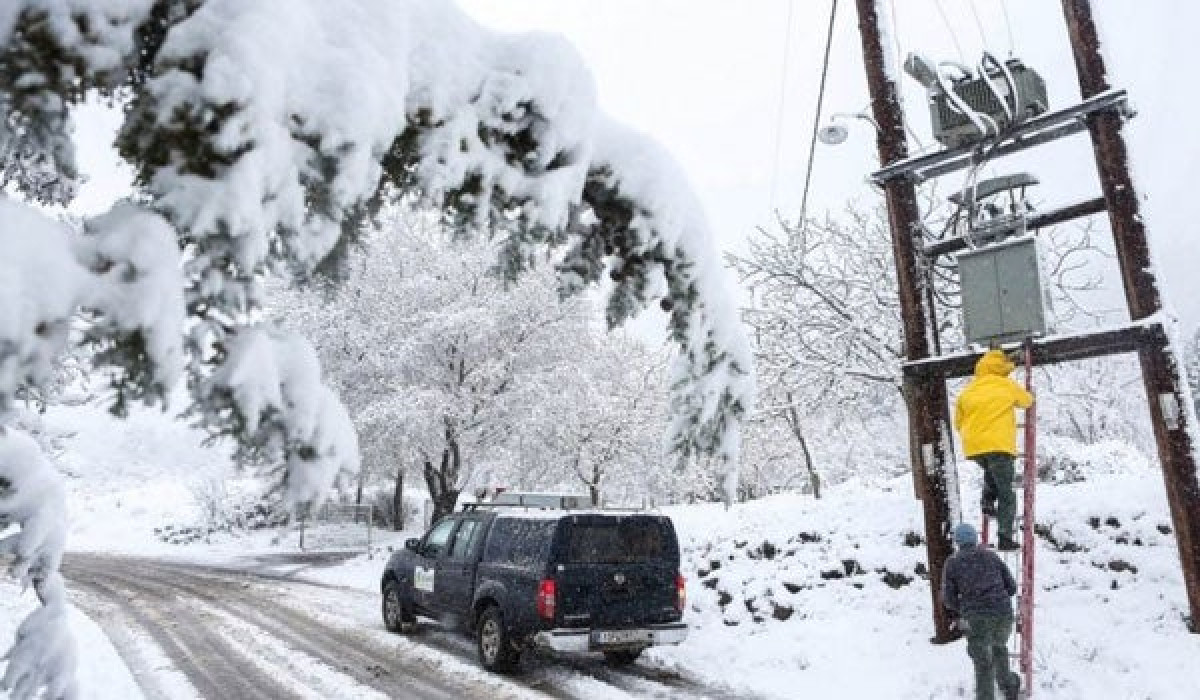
left=405, top=538, right=420, bottom=553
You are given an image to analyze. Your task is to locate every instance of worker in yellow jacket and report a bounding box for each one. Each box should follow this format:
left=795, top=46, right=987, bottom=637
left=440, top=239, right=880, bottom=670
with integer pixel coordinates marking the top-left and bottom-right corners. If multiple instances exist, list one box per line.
left=954, top=350, right=1034, bottom=552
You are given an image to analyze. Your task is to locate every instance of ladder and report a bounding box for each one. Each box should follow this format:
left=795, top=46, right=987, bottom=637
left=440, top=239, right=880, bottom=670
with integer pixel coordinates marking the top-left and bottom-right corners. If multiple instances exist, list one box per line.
left=979, top=340, right=1037, bottom=698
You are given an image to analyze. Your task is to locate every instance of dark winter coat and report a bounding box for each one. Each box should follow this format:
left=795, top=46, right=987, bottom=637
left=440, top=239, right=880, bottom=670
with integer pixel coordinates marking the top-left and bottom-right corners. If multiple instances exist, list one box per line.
left=941, top=543, right=1017, bottom=617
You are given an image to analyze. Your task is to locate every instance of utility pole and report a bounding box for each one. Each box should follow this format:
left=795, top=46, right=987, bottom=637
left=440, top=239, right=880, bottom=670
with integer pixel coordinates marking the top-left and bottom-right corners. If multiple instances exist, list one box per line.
left=854, top=0, right=957, bottom=643
left=1062, top=0, right=1200, bottom=630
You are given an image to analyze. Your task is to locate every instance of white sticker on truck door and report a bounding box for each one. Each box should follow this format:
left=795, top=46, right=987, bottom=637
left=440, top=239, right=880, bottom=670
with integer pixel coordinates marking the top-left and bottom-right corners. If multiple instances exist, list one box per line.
left=414, top=566, right=435, bottom=593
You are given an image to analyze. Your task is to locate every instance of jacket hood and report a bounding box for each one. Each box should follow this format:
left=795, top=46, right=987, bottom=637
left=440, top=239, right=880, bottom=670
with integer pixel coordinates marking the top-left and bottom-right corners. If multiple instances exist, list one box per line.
left=974, top=349, right=1014, bottom=378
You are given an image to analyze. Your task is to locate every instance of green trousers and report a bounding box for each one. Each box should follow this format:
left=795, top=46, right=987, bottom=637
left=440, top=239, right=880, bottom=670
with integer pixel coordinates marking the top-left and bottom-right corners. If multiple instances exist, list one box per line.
left=976, top=452, right=1017, bottom=538
left=964, top=614, right=1020, bottom=700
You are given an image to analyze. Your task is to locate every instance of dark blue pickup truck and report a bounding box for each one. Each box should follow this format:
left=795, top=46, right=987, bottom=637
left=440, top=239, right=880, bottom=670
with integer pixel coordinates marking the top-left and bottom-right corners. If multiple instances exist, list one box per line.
left=380, top=494, right=688, bottom=672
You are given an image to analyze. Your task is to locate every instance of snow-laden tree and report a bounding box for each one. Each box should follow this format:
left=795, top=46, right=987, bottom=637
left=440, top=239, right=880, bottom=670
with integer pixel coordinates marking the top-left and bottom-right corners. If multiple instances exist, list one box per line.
left=0, top=1, right=752, bottom=694
left=526, top=336, right=670, bottom=506
left=280, top=209, right=679, bottom=516
left=276, top=208, right=609, bottom=519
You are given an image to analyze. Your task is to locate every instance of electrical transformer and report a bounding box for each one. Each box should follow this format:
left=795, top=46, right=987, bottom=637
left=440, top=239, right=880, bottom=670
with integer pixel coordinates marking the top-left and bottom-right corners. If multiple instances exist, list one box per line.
left=930, top=59, right=1048, bottom=149
left=958, top=236, right=1050, bottom=347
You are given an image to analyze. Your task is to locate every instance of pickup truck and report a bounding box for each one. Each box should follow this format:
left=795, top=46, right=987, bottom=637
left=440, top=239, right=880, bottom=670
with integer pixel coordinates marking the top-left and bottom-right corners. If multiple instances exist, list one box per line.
left=380, top=497, right=687, bottom=672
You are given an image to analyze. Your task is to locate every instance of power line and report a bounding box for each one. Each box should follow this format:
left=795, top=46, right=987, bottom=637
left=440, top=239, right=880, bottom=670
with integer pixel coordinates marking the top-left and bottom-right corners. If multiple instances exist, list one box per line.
left=967, top=0, right=990, bottom=51
left=768, top=0, right=797, bottom=211
left=886, top=0, right=934, bottom=156
left=931, top=0, right=966, bottom=62
left=998, top=0, right=1017, bottom=56
left=798, top=0, right=838, bottom=223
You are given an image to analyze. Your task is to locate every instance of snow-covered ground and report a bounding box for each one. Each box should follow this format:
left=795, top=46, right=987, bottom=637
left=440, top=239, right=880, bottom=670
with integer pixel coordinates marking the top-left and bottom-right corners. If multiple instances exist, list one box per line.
left=659, top=475, right=1199, bottom=699
left=290, top=471, right=1200, bottom=699
left=4, top=400, right=1200, bottom=699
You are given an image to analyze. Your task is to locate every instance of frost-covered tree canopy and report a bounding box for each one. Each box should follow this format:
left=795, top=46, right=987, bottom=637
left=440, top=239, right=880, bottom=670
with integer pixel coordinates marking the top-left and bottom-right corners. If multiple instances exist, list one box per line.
left=1, top=0, right=751, bottom=473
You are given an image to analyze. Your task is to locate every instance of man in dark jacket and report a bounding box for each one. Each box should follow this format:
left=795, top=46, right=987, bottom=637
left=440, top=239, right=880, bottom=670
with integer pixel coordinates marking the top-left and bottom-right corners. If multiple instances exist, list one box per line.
left=942, top=522, right=1020, bottom=700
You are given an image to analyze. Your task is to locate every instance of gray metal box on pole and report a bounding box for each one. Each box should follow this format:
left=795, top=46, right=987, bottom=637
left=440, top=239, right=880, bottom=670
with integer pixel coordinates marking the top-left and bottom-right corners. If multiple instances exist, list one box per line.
left=958, top=236, right=1049, bottom=346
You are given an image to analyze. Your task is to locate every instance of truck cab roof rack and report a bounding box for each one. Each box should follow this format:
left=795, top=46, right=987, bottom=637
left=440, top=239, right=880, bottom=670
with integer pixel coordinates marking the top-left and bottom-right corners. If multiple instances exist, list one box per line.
left=460, top=491, right=658, bottom=513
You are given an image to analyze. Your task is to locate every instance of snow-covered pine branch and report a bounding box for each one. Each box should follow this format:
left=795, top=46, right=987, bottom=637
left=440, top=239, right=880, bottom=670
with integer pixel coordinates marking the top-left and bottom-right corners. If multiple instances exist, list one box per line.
left=0, top=429, right=76, bottom=700
left=1, top=0, right=751, bottom=479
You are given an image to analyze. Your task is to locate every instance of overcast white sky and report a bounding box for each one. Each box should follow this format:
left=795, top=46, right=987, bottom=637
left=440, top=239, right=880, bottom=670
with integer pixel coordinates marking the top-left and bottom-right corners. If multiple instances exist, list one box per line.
left=455, top=0, right=1199, bottom=336
left=70, top=1, right=1198, bottom=338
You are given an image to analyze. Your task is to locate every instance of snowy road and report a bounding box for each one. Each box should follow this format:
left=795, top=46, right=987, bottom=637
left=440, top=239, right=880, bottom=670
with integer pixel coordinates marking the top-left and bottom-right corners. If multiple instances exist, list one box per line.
left=61, top=553, right=749, bottom=700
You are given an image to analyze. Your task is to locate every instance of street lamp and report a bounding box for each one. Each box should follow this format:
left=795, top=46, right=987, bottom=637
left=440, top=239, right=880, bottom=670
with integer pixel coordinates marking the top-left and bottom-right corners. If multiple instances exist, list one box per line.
left=817, top=111, right=881, bottom=145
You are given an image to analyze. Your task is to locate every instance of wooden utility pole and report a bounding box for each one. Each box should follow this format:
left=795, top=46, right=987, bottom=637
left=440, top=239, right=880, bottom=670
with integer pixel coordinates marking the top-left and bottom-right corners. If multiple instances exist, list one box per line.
left=1062, top=0, right=1200, bottom=630
left=854, top=0, right=957, bottom=643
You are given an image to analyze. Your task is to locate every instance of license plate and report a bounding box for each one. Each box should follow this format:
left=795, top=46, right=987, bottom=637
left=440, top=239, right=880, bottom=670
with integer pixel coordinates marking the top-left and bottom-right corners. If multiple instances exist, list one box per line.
left=591, top=629, right=647, bottom=645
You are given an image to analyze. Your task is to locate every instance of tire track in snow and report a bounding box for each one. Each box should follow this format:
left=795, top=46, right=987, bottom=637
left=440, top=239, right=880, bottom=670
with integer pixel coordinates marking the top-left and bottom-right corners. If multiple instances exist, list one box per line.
left=68, top=574, right=297, bottom=700
left=64, top=553, right=757, bottom=700
left=64, top=554, right=533, bottom=700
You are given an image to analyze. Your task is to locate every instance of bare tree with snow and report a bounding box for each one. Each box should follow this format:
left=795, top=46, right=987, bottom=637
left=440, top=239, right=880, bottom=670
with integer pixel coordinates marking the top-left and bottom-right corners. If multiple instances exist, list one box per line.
left=730, top=200, right=1110, bottom=496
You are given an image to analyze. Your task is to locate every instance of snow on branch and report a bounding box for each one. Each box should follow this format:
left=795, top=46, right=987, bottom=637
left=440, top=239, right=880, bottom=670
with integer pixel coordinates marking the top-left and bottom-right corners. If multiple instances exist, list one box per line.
left=0, top=429, right=76, bottom=700
left=204, top=325, right=360, bottom=508
left=0, top=199, right=89, bottom=414
left=0, top=430, right=66, bottom=584
left=77, top=201, right=185, bottom=415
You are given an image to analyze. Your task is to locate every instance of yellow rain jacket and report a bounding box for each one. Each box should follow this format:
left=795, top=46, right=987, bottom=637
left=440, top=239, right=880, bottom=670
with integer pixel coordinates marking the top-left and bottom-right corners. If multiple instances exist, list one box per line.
left=954, top=350, right=1034, bottom=458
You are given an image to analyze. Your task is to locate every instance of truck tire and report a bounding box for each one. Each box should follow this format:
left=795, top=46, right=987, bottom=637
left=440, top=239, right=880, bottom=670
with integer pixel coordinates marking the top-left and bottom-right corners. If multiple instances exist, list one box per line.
left=603, top=649, right=643, bottom=666
left=476, top=605, right=520, bottom=673
left=382, top=580, right=417, bottom=634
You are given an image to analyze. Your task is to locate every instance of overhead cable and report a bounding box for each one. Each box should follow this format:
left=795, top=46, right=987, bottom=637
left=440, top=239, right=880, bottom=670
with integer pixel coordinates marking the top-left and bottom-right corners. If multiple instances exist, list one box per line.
left=799, top=0, right=838, bottom=224
left=931, top=0, right=966, bottom=62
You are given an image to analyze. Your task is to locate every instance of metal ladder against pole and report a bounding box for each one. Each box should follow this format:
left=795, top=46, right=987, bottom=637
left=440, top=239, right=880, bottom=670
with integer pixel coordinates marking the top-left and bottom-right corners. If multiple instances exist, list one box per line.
left=1000, top=341, right=1037, bottom=697
left=1017, top=339, right=1037, bottom=698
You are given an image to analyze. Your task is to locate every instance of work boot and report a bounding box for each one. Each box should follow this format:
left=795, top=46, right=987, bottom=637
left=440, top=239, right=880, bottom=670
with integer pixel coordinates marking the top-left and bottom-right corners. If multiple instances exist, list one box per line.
left=998, top=534, right=1020, bottom=552
left=1002, top=671, right=1021, bottom=700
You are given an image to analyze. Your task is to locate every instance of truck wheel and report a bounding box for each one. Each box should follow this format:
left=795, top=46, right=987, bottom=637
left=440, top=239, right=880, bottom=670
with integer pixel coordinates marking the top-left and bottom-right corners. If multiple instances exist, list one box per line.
left=382, top=580, right=417, bottom=634
left=603, top=649, right=643, bottom=667
left=477, top=606, right=520, bottom=673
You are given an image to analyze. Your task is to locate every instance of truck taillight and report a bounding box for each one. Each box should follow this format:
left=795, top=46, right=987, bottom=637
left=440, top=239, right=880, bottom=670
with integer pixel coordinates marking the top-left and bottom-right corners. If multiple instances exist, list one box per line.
left=675, top=573, right=686, bottom=613
left=537, top=578, right=557, bottom=621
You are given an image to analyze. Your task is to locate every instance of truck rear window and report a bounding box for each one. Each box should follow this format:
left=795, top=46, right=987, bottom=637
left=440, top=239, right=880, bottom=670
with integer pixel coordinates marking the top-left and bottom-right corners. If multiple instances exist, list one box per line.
left=564, top=520, right=672, bottom=564
left=484, top=518, right=556, bottom=569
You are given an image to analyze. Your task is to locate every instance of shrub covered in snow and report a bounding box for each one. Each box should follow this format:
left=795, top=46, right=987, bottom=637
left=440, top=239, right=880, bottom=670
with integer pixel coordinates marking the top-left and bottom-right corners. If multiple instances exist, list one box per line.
left=157, top=486, right=290, bottom=545
left=1037, top=434, right=1152, bottom=484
